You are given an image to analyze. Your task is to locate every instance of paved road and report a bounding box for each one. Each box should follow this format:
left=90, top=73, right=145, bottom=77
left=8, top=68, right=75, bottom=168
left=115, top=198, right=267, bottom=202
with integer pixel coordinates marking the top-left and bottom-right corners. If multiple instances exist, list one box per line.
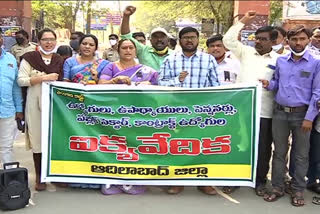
left=9, top=134, right=320, bottom=214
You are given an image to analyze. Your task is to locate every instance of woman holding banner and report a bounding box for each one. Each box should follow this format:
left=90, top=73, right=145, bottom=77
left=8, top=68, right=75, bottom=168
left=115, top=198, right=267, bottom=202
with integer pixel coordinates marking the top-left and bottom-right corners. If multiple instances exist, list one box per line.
left=63, top=34, right=109, bottom=189
left=98, top=39, right=158, bottom=195
left=17, top=28, right=64, bottom=191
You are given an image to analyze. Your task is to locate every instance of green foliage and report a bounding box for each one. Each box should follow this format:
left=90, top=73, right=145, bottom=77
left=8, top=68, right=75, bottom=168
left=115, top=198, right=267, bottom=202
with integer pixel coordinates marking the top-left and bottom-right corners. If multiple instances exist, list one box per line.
left=132, top=0, right=234, bottom=35
left=270, top=0, right=283, bottom=25
left=31, top=0, right=85, bottom=30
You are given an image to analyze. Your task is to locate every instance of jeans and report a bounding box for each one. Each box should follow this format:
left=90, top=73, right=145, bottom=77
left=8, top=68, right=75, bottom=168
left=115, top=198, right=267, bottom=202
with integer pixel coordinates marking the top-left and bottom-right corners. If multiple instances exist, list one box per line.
left=271, top=109, right=310, bottom=192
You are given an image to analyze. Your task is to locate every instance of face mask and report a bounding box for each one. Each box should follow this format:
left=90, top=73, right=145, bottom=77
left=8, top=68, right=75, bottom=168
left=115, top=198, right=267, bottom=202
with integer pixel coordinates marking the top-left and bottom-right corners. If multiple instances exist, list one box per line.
left=109, top=39, right=117, bottom=46
left=39, top=46, right=57, bottom=55
left=70, top=40, right=80, bottom=51
left=289, top=46, right=308, bottom=57
left=16, top=37, right=25, bottom=45
left=272, top=43, right=283, bottom=52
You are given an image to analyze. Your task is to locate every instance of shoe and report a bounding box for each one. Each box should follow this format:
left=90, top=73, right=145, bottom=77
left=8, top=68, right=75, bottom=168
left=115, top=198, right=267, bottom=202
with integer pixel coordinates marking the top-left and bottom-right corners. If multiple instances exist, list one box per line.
left=167, top=186, right=184, bottom=194
left=198, top=186, right=217, bottom=195
left=120, top=185, right=146, bottom=195
left=101, top=185, right=123, bottom=195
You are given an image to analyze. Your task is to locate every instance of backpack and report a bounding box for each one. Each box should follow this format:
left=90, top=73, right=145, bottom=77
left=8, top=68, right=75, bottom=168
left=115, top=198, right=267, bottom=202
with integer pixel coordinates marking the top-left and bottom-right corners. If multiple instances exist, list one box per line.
left=0, top=162, right=30, bottom=210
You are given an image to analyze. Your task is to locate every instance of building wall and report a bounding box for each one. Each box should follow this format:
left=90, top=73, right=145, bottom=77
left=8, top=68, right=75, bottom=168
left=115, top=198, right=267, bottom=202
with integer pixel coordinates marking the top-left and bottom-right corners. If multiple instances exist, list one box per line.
left=0, top=0, right=32, bottom=34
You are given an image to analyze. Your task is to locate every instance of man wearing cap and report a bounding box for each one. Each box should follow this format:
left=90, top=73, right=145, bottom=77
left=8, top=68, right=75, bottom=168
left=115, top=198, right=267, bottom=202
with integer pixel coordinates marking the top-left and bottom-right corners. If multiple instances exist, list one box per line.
left=102, top=34, right=120, bottom=62
left=260, top=25, right=320, bottom=206
left=120, top=6, right=172, bottom=71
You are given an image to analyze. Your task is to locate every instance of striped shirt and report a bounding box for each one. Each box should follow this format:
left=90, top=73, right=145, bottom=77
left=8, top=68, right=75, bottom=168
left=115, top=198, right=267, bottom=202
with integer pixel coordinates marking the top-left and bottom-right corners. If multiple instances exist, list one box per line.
left=158, top=51, right=219, bottom=88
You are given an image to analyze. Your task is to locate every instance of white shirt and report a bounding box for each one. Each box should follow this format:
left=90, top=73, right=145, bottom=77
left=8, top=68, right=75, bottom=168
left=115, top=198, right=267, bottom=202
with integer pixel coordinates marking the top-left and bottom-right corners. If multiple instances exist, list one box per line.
left=223, top=22, right=279, bottom=118
left=216, top=55, right=240, bottom=85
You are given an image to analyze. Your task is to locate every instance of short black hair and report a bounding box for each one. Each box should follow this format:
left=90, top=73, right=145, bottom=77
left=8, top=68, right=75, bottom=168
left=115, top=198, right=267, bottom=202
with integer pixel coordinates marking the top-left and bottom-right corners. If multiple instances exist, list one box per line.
left=206, top=34, right=223, bottom=47
left=179, top=27, right=199, bottom=39
left=255, top=26, right=278, bottom=41
left=109, top=34, right=119, bottom=40
left=71, top=31, right=85, bottom=39
left=273, top=26, right=287, bottom=37
left=133, top=32, right=146, bottom=40
left=16, top=29, right=29, bottom=39
left=287, top=25, right=312, bottom=39
left=38, top=28, right=57, bottom=41
left=57, top=45, right=73, bottom=58
left=79, top=34, right=99, bottom=50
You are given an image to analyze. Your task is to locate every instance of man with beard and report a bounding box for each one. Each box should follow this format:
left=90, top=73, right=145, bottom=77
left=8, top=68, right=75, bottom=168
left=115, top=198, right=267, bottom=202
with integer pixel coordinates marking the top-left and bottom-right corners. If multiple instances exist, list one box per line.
left=120, top=6, right=172, bottom=71
left=11, top=29, right=36, bottom=65
left=260, top=25, right=320, bottom=207
left=159, top=27, right=219, bottom=195
left=309, top=27, right=320, bottom=56
left=223, top=11, right=279, bottom=197
left=206, top=34, right=240, bottom=85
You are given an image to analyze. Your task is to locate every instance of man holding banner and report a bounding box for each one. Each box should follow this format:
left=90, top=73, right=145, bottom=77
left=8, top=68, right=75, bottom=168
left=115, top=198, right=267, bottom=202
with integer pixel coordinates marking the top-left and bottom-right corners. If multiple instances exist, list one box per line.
left=223, top=11, right=279, bottom=197
left=159, top=26, right=219, bottom=195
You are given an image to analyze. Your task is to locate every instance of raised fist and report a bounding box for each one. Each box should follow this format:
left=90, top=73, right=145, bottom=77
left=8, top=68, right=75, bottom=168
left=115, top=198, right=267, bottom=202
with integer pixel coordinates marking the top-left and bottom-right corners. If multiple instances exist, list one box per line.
left=123, top=6, right=136, bottom=16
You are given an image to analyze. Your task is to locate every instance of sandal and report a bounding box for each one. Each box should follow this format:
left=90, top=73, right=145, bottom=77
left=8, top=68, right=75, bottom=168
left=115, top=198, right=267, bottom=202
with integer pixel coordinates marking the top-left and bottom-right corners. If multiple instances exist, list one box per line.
left=255, top=184, right=267, bottom=197
left=291, top=192, right=305, bottom=207
left=312, top=196, right=320, bottom=205
left=222, top=186, right=239, bottom=194
left=263, top=188, right=284, bottom=202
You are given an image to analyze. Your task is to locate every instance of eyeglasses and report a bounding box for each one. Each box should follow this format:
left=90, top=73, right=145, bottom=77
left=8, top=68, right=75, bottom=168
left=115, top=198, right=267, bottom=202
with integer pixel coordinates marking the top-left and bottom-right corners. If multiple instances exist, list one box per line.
left=40, top=38, right=56, bottom=42
left=255, top=36, right=269, bottom=42
left=181, top=36, right=198, bottom=41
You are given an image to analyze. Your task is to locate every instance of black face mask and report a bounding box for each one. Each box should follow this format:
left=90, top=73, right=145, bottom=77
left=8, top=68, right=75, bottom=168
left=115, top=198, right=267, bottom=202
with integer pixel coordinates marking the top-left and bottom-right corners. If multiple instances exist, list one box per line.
left=70, top=40, right=80, bottom=51
left=16, top=37, right=25, bottom=45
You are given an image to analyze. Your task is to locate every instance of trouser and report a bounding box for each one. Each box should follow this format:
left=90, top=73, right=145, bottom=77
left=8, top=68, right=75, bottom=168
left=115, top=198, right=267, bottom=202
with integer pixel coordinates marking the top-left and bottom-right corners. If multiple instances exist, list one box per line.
left=0, top=116, right=16, bottom=165
left=256, top=118, right=273, bottom=186
left=307, top=127, right=320, bottom=185
left=271, top=108, right=310, bottom=192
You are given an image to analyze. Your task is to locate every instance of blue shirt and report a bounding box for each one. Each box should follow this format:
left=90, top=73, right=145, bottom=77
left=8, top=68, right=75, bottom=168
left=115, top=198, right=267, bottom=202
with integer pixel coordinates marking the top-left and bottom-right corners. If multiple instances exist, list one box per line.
left=0, top=48, right=23, bottom=118
left=268, top=51, right=320, bottom=121
left=159, top=51, right=220, bottom=88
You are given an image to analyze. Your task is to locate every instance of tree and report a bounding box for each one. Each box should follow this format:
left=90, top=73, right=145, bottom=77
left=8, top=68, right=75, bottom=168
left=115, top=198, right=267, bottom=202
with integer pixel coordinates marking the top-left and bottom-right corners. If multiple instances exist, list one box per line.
left=132, top=0, right=234, bottom=35
left=31, top=0, right=85, bottom=31
left=270, top=0, right=283, bottom=26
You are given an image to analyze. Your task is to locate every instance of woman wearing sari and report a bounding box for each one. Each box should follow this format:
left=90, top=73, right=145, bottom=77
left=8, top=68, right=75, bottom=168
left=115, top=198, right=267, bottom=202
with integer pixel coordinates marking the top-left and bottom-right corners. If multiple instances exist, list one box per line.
left=63, top=34, right=109, bottom=84
left=17, top=28, right=64, bottom=191
left=98, top=39, right=158, bottom=195
left=63, top=34, right=109, bottom=189
left=98, top=39, right=158, bottom=86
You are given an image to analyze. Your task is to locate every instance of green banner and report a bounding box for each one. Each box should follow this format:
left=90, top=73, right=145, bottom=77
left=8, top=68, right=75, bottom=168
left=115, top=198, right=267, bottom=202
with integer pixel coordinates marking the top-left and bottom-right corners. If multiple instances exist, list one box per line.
left=42, top=82, right=260, bottom=186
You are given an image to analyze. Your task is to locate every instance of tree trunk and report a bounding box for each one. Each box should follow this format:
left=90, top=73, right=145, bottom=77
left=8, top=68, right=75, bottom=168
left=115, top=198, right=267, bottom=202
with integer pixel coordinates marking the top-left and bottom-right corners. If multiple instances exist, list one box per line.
left=86, top=0, right=92, bottom=34
left=72, top=0, right=81, bottom=32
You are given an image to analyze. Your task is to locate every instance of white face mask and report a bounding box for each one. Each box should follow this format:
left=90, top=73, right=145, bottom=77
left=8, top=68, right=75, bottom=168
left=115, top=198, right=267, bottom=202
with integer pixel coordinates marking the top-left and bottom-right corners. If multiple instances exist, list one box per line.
left=289, top=45, right=308, bottom=57
left=272, top=43, right=283, bottom=52
left=39, top=46, right=57, bottom=55
left=109, top=39, right=117, bottom=46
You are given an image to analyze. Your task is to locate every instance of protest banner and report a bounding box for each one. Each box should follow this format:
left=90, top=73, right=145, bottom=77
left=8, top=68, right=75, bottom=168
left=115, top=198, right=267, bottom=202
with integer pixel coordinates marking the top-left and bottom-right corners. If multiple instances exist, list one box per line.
left=42, top=82, right=261, bottom=187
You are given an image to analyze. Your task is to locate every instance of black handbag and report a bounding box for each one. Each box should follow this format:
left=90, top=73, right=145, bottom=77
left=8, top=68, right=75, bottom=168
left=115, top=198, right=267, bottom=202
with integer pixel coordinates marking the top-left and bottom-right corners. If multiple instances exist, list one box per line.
left=0, top=162, right=30, bottom=210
